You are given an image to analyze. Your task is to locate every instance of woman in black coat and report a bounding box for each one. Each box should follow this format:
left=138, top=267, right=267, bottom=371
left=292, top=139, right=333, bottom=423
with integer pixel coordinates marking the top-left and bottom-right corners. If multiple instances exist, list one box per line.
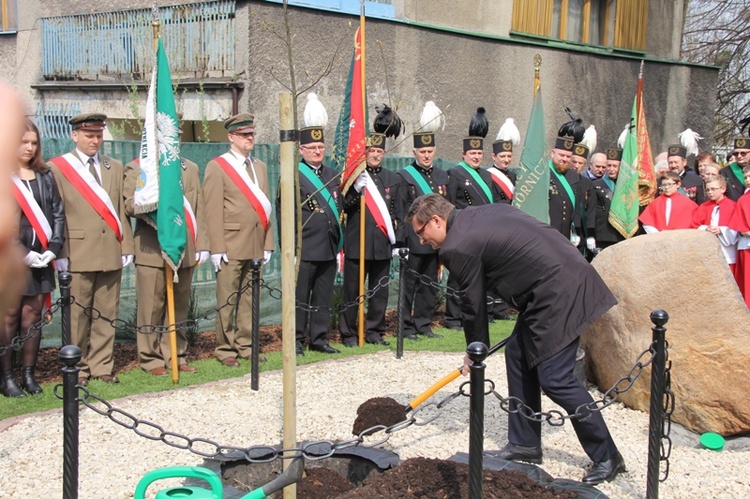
left=1, top=119, right=65, bottom=397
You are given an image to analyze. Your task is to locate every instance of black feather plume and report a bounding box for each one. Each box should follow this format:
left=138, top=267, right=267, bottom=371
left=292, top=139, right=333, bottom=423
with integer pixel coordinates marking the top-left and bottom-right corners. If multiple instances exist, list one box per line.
left=740, top=115, right=750, bottom=135
left=373, top=104, right=404, bottom=138
left=558, top=107, right=585, bottom=143
left=469, top=107, right=488, bottom=138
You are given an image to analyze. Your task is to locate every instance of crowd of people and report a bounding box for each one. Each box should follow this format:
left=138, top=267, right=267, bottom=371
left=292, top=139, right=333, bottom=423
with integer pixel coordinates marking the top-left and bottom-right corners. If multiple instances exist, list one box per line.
left=2, top=95, right=750, bottom=403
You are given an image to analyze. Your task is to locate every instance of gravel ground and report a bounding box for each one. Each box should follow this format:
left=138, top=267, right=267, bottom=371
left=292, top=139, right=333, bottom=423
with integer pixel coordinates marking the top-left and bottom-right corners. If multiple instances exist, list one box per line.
left=1, top=351, right=748, bottom=498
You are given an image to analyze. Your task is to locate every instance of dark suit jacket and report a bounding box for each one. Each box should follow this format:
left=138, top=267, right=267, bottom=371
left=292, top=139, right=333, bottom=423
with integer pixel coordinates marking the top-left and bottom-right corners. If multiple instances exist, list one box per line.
left=586, top=178, right=626, bottom=244
left=439, top=204, right=617, bottom=367
left=447, top=163, right=502, bottom=209
left=397, top=162, right=450, bottom=255
left=342, top=166, right=404, bottom=260
left=548, top=163, right=583, bottom=239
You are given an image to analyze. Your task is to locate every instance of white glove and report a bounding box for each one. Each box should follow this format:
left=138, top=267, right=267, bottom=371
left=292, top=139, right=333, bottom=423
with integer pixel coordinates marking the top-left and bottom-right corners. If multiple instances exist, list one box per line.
left=212, top=252, right=228, bottom=273
left=570, top=233, right=581, bottom=246
left=263, top=250, right=273, bottom=264
left=195, top=250, right=210, bottom=266
left=55, top=258, right=69, bottom=272
left=39, top=250, right=56, bottom=267
left=586, top=237, right=597, bottom=252
left=23, top=251, right=43, bottom=267
left=121, top=254, right=134, bottom=268
left=353, top=173, right=367, bottom=193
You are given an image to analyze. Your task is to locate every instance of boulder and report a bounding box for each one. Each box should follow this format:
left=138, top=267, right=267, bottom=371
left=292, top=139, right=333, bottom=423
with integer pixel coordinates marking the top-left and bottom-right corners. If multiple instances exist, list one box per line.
left=582, top=229, right=750, bottom=436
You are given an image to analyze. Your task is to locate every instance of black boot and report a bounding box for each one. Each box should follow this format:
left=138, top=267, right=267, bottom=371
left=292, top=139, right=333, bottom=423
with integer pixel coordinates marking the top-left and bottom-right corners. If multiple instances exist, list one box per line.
left=1, top=370, right=26, bottom=398
left=21, top=367, right=42, bottom=395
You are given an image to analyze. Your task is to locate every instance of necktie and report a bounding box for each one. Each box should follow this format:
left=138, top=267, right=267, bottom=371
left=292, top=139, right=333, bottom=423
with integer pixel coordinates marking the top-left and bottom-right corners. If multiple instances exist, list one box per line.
left=314, top=167, right=322, bottom=178
left=88, top=158, right=100, bottom=185
left=244, top=158, right=256, bottom=184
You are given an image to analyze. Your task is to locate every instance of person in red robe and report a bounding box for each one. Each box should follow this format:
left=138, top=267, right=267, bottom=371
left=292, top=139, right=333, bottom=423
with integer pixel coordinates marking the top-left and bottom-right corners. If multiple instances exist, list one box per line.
left=639, top=171, right=697, bottom=232
left=691, top=176, right=738, bottom=274
left=728, top=165, right=750, bottom=309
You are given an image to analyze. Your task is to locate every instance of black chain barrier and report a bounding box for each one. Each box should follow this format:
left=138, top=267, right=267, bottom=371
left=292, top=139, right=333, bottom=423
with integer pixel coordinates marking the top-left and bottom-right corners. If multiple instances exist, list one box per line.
left=0, top=298, right=63, bottom=354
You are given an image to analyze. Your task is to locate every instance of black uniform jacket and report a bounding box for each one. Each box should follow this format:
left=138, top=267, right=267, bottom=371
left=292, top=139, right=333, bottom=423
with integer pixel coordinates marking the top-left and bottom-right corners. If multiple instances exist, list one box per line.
left=398, top=162, right=450, bottom=255
left=439, top=204, right=617, bottom=367
left=548, top=164, right=584, bottom=239
left=343, top=165, right=405, bottom=260
left=586, top=178, right=627, bottom=244
left=720, top=163, right=745, bottom=201
left=487, top=165, right=516, bottom=205
left=277, top=161, right=342, bottom=261
left=447, top=163, right=502, bottom=209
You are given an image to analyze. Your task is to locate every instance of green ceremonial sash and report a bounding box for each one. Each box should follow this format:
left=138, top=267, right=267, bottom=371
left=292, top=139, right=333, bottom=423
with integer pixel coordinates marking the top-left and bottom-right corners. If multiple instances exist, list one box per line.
left=729, top=162, right=745, bottom=187
left=549, top=161, right=576, bottom=207
left=459, top=161, right=493, bottom=203
left=402, top=165, right=434, bottom=196
left=298, top=163, right=344, bottom=250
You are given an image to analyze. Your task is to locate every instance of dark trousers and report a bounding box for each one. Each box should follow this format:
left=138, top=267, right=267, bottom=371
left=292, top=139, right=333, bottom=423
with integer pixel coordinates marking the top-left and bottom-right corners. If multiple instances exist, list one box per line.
left=403, top=253, right=438, bottom=335
left=504, top=316, right=618, bottom=462
left=339, top=258, right=390, bottom=343
left=296, top=259, right=336, bottom=349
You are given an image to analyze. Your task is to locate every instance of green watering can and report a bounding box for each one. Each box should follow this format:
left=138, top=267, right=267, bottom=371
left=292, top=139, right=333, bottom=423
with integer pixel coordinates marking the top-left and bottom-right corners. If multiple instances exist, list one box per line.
left=135, top=459, right=303, bottom=499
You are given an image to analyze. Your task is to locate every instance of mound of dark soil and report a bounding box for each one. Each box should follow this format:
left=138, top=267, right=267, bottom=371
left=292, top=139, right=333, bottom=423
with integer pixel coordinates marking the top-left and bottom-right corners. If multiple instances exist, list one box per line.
left=352, top=397, right=408, bottom=436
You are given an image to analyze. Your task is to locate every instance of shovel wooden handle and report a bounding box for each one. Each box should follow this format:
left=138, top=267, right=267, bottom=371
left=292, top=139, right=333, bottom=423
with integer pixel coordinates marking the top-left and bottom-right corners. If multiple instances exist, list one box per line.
left=405, top=336, right=510, bottom=413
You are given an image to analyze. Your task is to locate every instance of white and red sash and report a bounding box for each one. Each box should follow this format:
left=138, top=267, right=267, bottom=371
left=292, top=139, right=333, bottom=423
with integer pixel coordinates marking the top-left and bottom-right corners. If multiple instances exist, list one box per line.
left=134, top=158, right=197, bottom=246
left=363, top=172, right=396, bottom=244
left=489, top=167, right=514, bottom=200
left=214, top=153, right=272, bottom=232
left=12, top=175, right=52, bottom=248
left=51, top=153, right=123, bottom=241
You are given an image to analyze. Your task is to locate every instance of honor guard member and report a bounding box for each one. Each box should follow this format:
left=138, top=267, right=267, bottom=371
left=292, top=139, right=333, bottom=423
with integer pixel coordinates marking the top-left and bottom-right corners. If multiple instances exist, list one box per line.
left=398, top=101, right=450, bottom=339
left=570, top=124, right=597, bottom=199
left=339, top=106, right=405, bottom=347
left=204, top=113, right=274, bottom=367
left=445, top=108, right=502, bottom=330
left=721, top=136, right=750, bottom=201
left=488, top=117, right=520, bottom=204
left=283, top=94, right=343, bottom=355
left=548, top=136, right=585, bottom=244
left=664, top=144, right=702, bottom=200
left=124, top=124, right=210, bottom=376
left=586, top=148, right=626, bottom=255
left=48, top=114, right=134, bottom=384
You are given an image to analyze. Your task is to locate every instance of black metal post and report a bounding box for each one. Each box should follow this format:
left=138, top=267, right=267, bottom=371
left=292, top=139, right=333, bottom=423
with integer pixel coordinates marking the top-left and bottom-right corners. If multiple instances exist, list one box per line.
left=59, top=272, right=72, bottom=346
left=396, top=249, right=409, bottom=360
left=646, top=309, right=669, bottom=499
left=251, top=259, right=262, bottom=391
left=60, top=345, right=82, bottom=499
left=467, top=341, right=488, bottom=499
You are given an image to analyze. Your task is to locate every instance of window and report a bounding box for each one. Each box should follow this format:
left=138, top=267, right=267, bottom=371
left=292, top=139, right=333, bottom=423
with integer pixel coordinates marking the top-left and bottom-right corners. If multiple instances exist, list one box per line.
left=512, top=0, right=648, bottom=52
left=1, top=0, right=18, bottom=34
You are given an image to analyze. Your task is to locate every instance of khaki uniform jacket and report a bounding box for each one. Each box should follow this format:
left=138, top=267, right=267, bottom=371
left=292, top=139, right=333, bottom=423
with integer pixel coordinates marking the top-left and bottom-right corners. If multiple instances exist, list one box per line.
left=48, top=150, right=134, bottom=272
left=123, top=158, right=210, bottom=268
left=203, top=153, right=274, bottom=259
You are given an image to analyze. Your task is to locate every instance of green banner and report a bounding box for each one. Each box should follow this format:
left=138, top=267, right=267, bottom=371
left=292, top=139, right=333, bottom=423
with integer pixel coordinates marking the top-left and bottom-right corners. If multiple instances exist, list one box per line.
left=513, top=86, right=549, bottom=223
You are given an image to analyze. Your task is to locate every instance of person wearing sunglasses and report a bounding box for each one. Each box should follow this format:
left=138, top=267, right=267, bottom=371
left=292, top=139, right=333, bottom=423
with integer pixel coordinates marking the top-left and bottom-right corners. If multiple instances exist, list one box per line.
left=639, top=171, right=698, bottom=233
left=720, top=136, right=750, bottom=201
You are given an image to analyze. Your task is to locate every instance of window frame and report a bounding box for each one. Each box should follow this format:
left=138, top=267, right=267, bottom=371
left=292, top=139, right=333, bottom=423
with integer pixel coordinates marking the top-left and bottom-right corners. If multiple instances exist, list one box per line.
left=1, top=0, right=18, bottom=34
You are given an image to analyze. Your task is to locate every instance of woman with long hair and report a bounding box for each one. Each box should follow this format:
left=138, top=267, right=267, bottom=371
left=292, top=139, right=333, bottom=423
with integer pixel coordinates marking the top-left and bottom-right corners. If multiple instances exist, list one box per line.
left=1, top=119, right=65, bottom=397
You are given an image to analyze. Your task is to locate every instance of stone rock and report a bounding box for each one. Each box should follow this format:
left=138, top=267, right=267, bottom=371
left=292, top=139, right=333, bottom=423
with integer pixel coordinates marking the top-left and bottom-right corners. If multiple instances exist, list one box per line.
left=582, top=229, right=750, bottom=436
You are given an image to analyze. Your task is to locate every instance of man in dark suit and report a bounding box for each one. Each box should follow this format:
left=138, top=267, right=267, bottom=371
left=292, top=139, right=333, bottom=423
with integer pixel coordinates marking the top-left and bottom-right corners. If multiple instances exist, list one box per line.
left=339, top=132, right=404, bottom=346
left=586, top=148, right=626, bottom=254
left=406, top=194, right=624, bottom=486
left=720, top=137, right=750, bottom=201
left=665, top=144, right=702, bottom=201
left=288, top=125, right=343, bottom=355
left=397, top=131, right=450, bottom=339
left=548, top=137, right=584, bottom=244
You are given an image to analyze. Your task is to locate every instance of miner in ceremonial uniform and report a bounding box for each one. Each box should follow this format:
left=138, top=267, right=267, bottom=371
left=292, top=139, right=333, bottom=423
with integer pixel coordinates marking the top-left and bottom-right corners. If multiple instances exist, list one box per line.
left=547, top=136, right=585, bottom=243
left=488, top=117, right=519, bottom=205
left=406, top=194, right=624, bottom=485
left=586, top=148, right=626, bottom=254
left=397, top=101, right=450, bottom=339
left=339, top=106, right=405, bottom=347
left=665, top=144, right=702, bottom=200
left=283, top=94, right=343, bottom=355
left=48, top=114, right=134, bottom=384
left=445, top=108, right=502, bottom=330
left=124, top=123, right=209, bottom=376
left=204, top=113, right=274, bottom=367
left=721, top=136, right=750, bottom=201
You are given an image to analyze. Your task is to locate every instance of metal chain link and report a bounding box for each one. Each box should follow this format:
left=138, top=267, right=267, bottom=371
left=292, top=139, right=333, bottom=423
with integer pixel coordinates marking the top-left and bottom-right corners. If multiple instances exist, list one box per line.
left=0, top=299, right=63, bottom=353
left=660, top=350, right=674, bottom=482
left=404, top=266, right=506, bottom=306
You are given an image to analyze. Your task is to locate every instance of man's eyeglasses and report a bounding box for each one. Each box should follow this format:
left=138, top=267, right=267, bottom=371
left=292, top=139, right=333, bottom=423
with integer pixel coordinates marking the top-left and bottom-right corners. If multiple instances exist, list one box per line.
left=415, top=218, right=432, bottom=237
left=301, top=145, right=325, bottom=152
left=661, top=182, right=677, bottom=188
left=736, top=151, right=750, bottom=157
left=233, top=131, right=255, bottom=139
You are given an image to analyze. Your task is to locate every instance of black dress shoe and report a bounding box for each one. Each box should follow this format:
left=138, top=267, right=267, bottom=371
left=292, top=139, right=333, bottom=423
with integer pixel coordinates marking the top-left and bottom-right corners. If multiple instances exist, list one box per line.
left=491, top=442, right=543, bottom=464
left=310, top=344, right=340, bottom=354
left=404, top=334, right=420, bottom=341
left=343, top=341, right=358, bottom=348
left=366, top=338, right=390, bottom=346
left=296, top=349, right=305, bottom=357
left=582, top=452, right=626, bottom=485
left=444, top=323, right=462, bottom=331
left=419, top=331, right=443, bottom=339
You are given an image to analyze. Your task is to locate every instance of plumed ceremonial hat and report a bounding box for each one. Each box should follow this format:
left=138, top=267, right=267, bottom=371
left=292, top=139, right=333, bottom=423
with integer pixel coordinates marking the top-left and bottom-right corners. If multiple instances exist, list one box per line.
left=554, top=136, right=575, bottom=152
left=607, top=148, right=623, bottom=161
left=300, top=93, right=328, bottom=145
left=463, top=107, right=487, bottom=152
left=572, top=144, right=590, bottom=159
left=493, top=117, right=520, bottom=154
left=667, top=144, right=687, bottom=159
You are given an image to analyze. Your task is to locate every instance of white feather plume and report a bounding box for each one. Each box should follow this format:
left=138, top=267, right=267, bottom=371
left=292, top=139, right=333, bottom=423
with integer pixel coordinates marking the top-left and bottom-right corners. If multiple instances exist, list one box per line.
left=496, top=118, right=521, bottom=146
left=303, top=92, right=328, bottom=128
left=419, top=101, right=445, bottom=133
left=580, top=125, right=597, bottom=152
left=678, top=128, right=703, bottom=156
left=617, top=124, right=629, bottom=149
